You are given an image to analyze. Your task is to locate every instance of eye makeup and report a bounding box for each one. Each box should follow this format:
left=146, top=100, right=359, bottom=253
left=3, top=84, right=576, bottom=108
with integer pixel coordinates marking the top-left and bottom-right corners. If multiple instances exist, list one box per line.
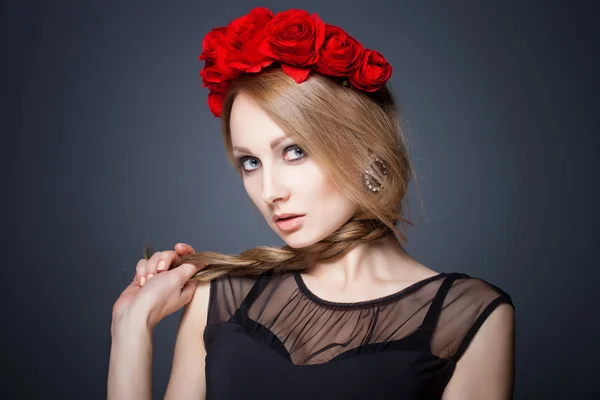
left=236, top=144, right=306, bottom=174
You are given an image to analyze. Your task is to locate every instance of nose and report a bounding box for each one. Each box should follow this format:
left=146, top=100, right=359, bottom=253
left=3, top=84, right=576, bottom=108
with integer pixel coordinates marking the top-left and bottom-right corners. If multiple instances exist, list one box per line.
left=260, top=163, right=290, bottom=204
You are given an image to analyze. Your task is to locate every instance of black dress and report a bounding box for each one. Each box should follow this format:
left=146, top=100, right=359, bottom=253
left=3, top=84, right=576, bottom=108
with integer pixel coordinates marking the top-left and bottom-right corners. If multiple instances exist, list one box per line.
left=203, top=271, right=514, bottom=399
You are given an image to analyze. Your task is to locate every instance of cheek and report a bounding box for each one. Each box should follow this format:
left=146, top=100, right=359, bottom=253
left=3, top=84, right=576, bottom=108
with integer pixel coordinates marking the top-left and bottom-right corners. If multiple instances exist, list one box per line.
left=243, top=178, right=264, bottom=210
left=289, top=162, right=329, bottom=197
left=295, top=163, right=347, bottom=207
left=310, top=167, right=356, bottom=216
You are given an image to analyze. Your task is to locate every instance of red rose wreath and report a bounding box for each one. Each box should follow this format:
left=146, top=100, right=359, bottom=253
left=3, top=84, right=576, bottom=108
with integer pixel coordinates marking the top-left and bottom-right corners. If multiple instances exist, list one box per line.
left=198, top=7, right=393, bottom=118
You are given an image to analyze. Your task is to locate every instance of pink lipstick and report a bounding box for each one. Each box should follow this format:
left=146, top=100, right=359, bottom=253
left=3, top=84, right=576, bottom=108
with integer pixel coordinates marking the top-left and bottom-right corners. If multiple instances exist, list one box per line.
left=275, top=215, right=305, bottom=232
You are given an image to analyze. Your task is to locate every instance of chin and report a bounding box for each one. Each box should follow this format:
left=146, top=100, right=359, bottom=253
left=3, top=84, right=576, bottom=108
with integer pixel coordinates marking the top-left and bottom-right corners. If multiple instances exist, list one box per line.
left=269, top=218, right=341, bottom=249
left=279, top=227, right=332, bottom=249
left=278, top=234, right=314, bottom=249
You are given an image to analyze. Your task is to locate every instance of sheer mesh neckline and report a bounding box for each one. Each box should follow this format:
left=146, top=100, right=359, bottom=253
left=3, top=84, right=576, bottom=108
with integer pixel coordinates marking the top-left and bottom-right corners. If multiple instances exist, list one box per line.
left=293, top=271, right=448, bottom=309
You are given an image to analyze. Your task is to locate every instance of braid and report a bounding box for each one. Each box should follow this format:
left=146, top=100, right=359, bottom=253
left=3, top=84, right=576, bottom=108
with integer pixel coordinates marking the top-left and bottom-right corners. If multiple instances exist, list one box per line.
left=148, top=218, right=395, bottom=282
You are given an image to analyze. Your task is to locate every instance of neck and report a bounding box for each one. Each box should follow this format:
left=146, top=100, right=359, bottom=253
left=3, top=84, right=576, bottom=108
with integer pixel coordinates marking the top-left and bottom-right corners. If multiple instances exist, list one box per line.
left=307, top=234, right=422, bottom=285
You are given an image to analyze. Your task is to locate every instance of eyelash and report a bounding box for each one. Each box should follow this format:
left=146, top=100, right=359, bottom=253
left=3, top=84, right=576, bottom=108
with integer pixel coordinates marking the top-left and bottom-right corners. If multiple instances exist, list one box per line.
left=236, top=145, right=306, bottom=174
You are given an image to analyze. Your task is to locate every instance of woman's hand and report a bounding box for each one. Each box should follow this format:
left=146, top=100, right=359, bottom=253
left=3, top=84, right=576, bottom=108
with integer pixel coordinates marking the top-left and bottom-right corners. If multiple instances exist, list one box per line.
left=111, top=243, right=204, bottom=333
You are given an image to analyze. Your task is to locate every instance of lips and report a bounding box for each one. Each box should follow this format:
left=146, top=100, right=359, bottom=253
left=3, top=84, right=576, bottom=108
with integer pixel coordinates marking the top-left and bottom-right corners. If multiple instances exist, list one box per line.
left=273, top=213, right=304, bottom=222
left=275, top=214, right=305, bottom=232
left=277, top=215, right=300, bottom=220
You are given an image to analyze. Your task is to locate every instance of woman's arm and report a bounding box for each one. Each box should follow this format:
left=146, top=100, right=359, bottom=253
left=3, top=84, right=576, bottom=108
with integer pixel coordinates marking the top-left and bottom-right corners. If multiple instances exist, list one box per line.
left=164, top=279, right=212, bottom=400
left=108, top=243, right=206, bottom=399
left=107, top=317, right=153, bottom=400
left=442, top=303, right=516, bottom=400
left=107, top=280, right=211, bottom=400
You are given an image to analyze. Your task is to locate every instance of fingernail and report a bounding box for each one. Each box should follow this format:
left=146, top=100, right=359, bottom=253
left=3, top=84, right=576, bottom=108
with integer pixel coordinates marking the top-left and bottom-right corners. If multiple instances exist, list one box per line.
left=147, top=274, right=154, bottom=280
left=157, top=261, right=166, bottom=271
left=140, top=276, right=146, bottom=286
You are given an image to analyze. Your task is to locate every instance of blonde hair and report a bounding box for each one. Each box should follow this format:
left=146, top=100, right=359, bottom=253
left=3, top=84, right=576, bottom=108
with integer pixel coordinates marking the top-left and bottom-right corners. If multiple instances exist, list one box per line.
left=147, top=66, right=422, bottom=282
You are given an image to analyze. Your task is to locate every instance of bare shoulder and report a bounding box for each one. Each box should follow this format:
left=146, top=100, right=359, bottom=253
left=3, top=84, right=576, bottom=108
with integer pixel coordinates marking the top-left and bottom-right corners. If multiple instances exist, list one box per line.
left=442, top=296, right=515, bottom=399
left=164, top=279, right=212, bottom=400
left=184, top=279, right=212, bottom=325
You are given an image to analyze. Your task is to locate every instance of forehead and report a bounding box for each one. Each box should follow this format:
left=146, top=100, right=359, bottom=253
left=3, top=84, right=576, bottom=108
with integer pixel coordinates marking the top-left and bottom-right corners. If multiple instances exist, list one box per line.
left=230, top=92, right=287, bottom=149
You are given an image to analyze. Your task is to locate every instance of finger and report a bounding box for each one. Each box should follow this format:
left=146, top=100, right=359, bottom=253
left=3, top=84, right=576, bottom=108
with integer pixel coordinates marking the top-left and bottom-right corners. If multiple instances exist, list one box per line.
left=145, top=251, right=161, bottom=277
left=146, top=250, right=169, bottom=278
left=159, top=248, right=192, bottom=274
left=156, top=250, right=178, bottom=274
left=169, top=244, right=196, bottom=273
left=175, top=242, right=195, bottom=254
left=135, top=259, right=147, bottom=287
left=179, top=279, right=199, bottom=304
left=173, top=263, right=203, bottom=287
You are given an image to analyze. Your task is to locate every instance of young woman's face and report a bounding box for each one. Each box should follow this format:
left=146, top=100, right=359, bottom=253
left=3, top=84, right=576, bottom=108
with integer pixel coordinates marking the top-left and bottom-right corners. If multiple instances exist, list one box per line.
left=230, top=92, right=357, bottom=248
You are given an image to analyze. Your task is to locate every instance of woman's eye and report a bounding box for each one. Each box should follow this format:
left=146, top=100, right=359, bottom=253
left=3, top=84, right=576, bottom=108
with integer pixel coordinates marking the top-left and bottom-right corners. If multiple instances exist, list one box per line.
left=239, top=157, right=260, bottom=173
left=285, top=145, right=305, bottom=161
left=237, top=145, right=306, bottom=174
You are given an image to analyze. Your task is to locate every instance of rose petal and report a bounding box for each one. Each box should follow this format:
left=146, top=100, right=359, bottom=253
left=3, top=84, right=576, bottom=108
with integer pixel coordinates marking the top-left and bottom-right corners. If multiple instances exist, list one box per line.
left=281, top=63, right=311, bottom=83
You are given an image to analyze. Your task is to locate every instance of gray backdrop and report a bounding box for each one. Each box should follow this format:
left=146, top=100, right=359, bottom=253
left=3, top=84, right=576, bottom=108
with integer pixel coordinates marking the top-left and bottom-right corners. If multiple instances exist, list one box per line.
left=3, top=0, right=598, bottom=399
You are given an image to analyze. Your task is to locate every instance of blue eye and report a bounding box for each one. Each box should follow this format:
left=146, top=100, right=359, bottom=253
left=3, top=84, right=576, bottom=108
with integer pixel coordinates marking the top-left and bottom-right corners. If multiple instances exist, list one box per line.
left=238, top=157, right=260, bottom=173
left=236, top=144, right=306, bottom=174
left=285, top=145, right=305, bottom=160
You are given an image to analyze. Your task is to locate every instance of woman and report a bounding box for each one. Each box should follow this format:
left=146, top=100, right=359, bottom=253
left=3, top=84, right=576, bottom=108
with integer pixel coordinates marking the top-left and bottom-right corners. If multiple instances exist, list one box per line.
left=108, top=7, right=515, bottom=400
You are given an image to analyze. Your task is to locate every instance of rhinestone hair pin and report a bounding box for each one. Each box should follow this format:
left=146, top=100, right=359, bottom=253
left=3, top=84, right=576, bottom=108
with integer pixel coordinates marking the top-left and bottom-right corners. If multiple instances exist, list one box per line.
left=364, top=155, right=388, bottom=192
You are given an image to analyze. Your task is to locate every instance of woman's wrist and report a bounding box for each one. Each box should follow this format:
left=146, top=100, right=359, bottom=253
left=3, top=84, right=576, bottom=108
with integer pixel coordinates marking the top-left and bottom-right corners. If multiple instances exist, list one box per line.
left=111, top=306, right=152, bottom=339
left=108, top=317, right=153, bottom=400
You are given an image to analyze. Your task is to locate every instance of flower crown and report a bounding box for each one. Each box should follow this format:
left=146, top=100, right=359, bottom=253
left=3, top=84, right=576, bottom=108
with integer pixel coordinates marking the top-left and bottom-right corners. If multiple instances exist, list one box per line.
left=199, top=7, right=393, bottom=118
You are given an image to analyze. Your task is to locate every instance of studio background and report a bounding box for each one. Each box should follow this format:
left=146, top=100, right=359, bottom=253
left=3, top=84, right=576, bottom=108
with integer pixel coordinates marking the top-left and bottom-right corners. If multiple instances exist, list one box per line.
left=3, top=0, right=598, bottom=399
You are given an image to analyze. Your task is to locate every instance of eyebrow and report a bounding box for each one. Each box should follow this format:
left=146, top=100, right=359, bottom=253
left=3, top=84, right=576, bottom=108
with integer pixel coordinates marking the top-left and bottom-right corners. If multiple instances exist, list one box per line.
left=232, top=135, right=288, bottom=154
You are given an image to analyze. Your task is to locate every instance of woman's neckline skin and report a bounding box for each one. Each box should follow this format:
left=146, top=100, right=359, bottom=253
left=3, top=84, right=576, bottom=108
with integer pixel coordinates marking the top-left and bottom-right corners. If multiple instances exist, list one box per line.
left=293, top=270, right=448, bottom=309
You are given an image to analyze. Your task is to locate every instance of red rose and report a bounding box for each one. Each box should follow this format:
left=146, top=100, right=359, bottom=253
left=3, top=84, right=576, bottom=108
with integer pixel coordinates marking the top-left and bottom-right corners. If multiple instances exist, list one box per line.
left=199, top=26, right=241, bottom=89
left=316, top=25, right=363, bottom=77
left=208, top=91, right=225, bottom=118
left=225, top=7, right=275, bottom=73
left=259, top=9, right=325, bottom=83
left=200, top=53, right=241, bottom=90
left=199, top=27, right=227, bottom=62
left=348, top=49, right=392, bottom=92
left=201, top=66, right=230, bottom=93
